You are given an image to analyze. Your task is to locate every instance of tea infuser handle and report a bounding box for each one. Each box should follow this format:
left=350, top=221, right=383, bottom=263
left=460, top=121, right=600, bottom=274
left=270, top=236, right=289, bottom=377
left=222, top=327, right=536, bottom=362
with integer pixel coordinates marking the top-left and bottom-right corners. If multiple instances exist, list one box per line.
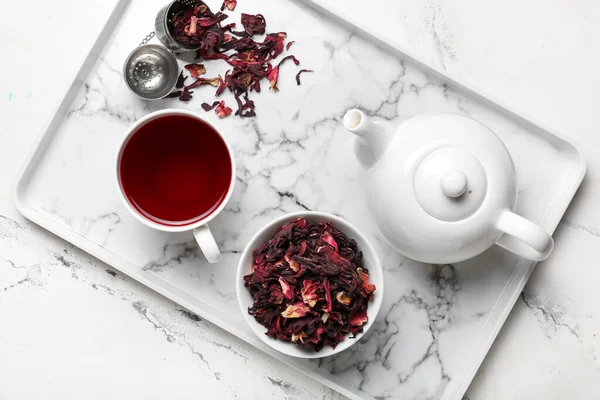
left=495, top=210, right=554, bottom=261
left=193, top=224, right=222, bottom=263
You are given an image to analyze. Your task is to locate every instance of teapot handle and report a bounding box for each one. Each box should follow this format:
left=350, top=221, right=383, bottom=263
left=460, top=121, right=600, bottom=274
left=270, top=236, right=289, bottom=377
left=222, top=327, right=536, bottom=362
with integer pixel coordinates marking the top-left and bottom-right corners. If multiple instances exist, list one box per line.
left=495, top=210, right=554, bottom=261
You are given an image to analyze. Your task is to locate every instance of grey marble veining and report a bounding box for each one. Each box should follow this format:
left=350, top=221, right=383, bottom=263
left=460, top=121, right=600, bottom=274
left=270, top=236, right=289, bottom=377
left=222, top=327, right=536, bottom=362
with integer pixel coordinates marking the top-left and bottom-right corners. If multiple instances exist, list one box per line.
left=0, top=213, right=346, bottom=400
left=12, top=0, right=583, bottom=399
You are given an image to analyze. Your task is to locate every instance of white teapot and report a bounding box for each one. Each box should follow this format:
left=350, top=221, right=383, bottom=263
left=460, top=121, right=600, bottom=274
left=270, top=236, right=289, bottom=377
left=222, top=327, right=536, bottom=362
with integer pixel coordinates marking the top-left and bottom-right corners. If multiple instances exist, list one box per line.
left=343, top=109, right=554, bottom=264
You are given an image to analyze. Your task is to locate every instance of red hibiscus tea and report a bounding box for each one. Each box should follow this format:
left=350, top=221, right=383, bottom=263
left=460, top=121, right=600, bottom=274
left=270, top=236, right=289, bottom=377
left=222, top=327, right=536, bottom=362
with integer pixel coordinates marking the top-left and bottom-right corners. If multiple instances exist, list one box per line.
left=119, top=114, right=232, bottom=226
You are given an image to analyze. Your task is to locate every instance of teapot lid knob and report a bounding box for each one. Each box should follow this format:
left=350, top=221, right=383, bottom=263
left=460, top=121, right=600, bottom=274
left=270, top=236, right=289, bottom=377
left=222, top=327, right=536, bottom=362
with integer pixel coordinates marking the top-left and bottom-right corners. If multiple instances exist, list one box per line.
left=414, top=147, right=487, bottom=221
left=441, top=170, right=468, bottom=198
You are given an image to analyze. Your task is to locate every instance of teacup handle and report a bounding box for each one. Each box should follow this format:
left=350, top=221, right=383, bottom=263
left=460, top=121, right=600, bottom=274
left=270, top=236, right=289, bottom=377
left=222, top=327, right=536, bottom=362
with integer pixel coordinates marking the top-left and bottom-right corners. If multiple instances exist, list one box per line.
left=193, top=225, right=222, bottom=263
left=495, top=209, right=554, bottom=261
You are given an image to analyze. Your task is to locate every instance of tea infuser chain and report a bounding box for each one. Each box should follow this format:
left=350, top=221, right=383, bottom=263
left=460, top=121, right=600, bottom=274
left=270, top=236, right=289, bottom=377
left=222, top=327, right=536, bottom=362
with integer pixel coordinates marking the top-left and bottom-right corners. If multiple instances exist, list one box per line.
left=139, top=31, right=156, bottom=47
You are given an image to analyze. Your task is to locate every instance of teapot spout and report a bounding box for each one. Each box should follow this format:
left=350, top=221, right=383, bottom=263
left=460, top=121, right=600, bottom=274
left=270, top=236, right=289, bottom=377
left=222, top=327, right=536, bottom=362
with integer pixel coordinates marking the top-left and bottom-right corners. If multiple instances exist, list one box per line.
left=343, top=109, right=392, bottom=168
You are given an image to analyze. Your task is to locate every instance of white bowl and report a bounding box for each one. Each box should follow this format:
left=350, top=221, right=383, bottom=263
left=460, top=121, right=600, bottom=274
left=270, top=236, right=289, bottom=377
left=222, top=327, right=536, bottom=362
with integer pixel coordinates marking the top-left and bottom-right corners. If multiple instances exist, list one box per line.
left=236, top=211, right=384, bottom=359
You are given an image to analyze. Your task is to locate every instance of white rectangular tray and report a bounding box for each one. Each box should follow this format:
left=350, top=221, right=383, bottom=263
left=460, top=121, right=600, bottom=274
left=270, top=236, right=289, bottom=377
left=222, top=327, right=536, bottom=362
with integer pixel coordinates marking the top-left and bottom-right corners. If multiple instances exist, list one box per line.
left=12, top=0, right=585, bottom=399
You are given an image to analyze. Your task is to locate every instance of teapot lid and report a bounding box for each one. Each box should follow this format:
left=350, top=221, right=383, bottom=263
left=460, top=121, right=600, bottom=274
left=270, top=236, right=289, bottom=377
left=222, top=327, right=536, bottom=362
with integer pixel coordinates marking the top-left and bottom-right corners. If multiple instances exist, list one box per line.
left=414, top=147, right=487, bottom=221
left=404, top=114, right=516, bottom=222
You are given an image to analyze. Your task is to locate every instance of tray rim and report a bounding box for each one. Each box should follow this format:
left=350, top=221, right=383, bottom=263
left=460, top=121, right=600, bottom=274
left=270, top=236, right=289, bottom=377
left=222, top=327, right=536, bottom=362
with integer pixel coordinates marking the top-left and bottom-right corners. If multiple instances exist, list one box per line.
left=10, top=0, right=587, bottom=399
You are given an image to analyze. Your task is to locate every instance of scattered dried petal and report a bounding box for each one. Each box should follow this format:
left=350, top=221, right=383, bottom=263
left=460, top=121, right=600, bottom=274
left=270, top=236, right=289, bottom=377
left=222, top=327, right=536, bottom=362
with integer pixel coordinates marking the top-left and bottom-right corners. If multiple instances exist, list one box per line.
left=179, top=87, right=194, bottom=102
left=260, top=32, right=287, bottom=61
left=281, top=303, right=311, bottom=318
left=267, top=66, right=280, bottom=92
left=215, top=100, right=233, bottom=118
left=197, top=13, right=228, bottom=27
left=201, top=101, right=220, bottom=111
left=215, top=74, right=227, bottom=96
left=295, top=69, right=313, bottom=85
left=278, top=55, right=300, bottom=67
left=184, top=63, right=206, bottom=79
left=286, top=41, right=295, bottom=51
left=185, top=77, right=220, bottom=89
left=221, top=0, right=236, bottom=11
left=167, top=3, right=310, bottom=117
left=197, top=48, right=230, bottom=60
left=267, top=55, right=300, bottom=92
left=235, top=13, right=266, bottom=37
left=176, top=71, right=187, bottom=89
left=164, top=90, right=183, bottom=99
left=222, top=22, right=236, bottom=31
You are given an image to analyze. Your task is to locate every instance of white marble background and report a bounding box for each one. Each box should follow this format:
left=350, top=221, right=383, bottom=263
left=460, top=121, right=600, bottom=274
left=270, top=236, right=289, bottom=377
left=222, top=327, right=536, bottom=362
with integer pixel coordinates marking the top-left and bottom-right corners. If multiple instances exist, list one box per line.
left=1, top=1, right=599, bottom=399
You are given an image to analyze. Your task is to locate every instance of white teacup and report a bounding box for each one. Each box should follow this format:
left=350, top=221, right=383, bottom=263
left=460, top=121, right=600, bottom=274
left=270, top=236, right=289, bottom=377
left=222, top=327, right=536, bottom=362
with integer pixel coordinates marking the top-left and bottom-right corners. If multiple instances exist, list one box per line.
left=115, top=109, right=235, bottom=263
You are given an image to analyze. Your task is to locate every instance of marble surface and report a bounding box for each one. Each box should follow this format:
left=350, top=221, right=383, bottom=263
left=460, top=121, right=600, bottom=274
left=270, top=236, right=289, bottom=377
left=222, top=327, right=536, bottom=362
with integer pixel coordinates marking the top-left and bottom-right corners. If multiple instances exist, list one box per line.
left=1, top=1, right=599, bottom=400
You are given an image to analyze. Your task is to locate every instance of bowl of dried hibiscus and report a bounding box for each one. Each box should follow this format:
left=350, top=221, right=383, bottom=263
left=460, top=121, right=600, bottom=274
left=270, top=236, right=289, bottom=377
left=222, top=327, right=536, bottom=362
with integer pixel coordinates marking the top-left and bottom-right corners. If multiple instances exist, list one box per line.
left=236, top=211, right=383, bottom=358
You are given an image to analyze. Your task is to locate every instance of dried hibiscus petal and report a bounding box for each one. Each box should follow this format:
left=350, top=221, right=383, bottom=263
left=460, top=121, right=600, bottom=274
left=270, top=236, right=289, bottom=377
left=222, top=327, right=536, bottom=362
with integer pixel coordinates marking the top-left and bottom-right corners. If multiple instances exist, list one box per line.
left=278, top=54, right=300, bottom=67
left=197, top=48, right=230, bottom=60
left=199, top=13, right=228, bottom=27
left=215, top=74, right=227, bottom=96
left=222, top=21, right=236, bottom=31
left=184, top=63, right=206, bottom=79
left=221, top=0, right=236, bottom=11
left=267, top=55, right=300, bottom=92
left=357, top=268, right=376, bottom=294
left=295, top=69, right=313, bottom=85
left=323, top=277, right=332, bottom=313
left=186, top=78, right=219, bottom=89
left=349, top=309, right=368, bottom=327
left=186, top=77, right=220, bottom=89
left=281, top=303, right=311, bottom=318
left=321, top=231, right=338, bottom=252
left=291, top=331, right=307, bottom=343
left=335, top=291, right=352, bottom=306
left=234, top=13, right=266, bottom=37
left=279, top=277, right=294, bottom=301
left=307, top=326, right=325, bottom=345
left=262, top=32, right=287, bottom=61
left=328, top=311, right=343, bottom=325
left=164, top=90, right=183, bottom=99
left=215, top=100, right=233, bottom=118
left=266, top=66, right=280, bottom=92
left=185, top=16, right=198, bottom=36
left=301, top=280, right=319, bottom=308
left=285, top=254, right=301, bottom=272
left=268, top=284, right=284, bottom=304
left=176, top=71, right=187, bottom=89
left=179, top=87, right=193, bottom=102
left=201, top=100, right=220, bottom=111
